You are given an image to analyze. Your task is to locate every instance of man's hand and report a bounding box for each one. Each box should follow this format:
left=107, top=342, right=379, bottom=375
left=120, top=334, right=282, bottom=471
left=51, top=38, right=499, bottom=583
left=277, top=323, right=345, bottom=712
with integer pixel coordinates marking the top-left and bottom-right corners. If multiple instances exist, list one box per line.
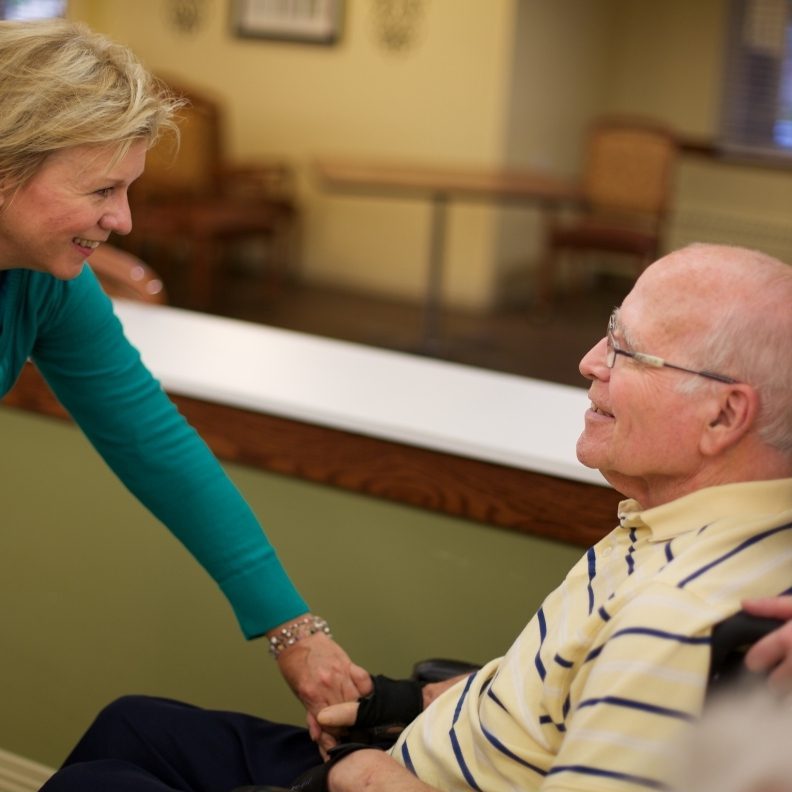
left=317, top=675, right=464, bottom=730
left=315, top=674, right=466, bottom=756
left=743, top=596, right=792, bottom=688
left=274, top=629, right=371, bottom=731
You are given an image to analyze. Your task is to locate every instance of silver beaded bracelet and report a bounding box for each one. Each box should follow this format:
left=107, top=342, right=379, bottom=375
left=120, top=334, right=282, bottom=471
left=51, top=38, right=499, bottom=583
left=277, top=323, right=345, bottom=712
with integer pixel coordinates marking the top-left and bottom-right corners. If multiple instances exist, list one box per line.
left=268, top=615, right=332, bottom=659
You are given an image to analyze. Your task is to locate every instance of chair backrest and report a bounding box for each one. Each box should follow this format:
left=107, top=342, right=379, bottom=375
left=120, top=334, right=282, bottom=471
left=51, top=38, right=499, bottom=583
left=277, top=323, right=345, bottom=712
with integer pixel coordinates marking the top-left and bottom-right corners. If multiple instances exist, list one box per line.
left=707, top=610, right=784, bottom=694
left=583, top=117, right=677, bottom=222
left=89, top=245, right=167, bottom=304
left=132, top=76, right=223, bottom=202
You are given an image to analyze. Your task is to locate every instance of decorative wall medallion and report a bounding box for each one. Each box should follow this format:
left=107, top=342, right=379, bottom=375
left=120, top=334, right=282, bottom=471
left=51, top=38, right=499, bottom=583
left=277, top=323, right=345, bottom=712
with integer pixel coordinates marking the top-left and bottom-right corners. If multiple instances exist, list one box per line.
left=371, top=0, right=428, bottom=53
left=166, top=0, right=208, bottom=35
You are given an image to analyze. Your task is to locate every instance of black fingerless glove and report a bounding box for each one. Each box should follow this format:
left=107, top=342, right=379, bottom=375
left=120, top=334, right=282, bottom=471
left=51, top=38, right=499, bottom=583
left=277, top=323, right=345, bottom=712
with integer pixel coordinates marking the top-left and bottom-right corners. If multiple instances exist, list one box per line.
left=345, top=674, right=423, bottom=745
left=232, top=677, right=424, bottom=792
left=288, top=743, right=372, bottom=792
left=356, top=674, right=423, bottom=728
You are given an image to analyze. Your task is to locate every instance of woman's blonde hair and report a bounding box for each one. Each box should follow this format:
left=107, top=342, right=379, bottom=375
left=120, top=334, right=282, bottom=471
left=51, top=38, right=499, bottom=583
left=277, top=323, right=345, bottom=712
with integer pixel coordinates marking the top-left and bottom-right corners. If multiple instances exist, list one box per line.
left=0, top=18, right=183, bottom=191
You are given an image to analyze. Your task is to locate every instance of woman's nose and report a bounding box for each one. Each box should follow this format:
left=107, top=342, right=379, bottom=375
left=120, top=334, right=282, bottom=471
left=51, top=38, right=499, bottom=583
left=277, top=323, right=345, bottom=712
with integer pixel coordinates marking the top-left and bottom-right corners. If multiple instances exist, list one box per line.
left=100, top=194, right=133, bottom=236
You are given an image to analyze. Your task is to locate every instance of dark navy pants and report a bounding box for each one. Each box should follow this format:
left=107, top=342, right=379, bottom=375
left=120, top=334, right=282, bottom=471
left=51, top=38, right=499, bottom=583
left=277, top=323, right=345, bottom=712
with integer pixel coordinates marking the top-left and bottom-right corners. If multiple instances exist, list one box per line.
left=40, top=695, right=322, bottom=791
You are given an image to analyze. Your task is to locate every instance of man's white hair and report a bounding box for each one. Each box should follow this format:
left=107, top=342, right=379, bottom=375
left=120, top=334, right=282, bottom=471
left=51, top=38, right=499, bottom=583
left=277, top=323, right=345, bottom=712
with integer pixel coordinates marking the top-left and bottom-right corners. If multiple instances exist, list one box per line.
left=672, top=244, right=792, bottom=456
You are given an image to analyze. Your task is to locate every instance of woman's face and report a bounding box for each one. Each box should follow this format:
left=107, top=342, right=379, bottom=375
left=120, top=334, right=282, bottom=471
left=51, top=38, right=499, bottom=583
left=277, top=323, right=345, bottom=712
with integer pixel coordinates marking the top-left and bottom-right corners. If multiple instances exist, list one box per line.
left=0, top=140, right=147, bottom=279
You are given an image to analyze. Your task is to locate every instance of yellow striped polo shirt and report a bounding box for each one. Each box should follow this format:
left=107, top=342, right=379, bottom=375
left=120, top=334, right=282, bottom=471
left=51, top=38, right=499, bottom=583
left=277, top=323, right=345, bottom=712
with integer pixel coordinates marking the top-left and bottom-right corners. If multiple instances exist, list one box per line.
left=391, top=478, right=792, bottom=792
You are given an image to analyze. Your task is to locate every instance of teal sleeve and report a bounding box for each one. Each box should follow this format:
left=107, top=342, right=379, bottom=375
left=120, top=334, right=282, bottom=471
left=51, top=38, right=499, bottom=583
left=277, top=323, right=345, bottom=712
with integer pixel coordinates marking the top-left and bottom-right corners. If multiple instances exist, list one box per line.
left=30, top=266, right=308, bottom=638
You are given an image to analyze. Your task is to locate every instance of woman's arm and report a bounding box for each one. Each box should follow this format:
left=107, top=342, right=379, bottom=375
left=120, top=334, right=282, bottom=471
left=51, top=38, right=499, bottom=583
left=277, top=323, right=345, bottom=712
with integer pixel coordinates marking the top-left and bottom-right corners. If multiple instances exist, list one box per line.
left=29, top=266, right=370, bottom=710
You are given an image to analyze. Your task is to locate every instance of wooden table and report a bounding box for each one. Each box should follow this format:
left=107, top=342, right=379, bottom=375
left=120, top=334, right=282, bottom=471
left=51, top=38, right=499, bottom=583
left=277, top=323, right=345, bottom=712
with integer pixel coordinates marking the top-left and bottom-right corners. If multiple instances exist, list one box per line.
left=315, top=159, right=582, bottom=354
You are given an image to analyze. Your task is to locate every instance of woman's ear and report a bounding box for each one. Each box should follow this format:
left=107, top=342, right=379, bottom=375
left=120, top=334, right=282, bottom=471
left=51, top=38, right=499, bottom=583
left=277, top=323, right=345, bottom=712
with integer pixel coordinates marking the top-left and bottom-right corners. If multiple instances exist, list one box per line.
left=700, top=384, right=758, bottom=456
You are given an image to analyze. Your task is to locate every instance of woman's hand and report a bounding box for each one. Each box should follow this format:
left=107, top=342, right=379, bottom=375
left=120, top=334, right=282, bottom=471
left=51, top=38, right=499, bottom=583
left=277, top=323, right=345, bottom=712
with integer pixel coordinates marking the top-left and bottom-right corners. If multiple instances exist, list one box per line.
left=273, top=628, right=371, bottom=745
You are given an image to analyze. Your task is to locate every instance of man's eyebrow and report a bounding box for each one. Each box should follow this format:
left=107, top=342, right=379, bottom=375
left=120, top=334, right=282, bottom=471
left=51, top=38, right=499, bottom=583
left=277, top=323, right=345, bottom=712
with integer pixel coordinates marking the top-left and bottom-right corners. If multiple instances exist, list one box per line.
left=611, top=307, right=638, bottom=349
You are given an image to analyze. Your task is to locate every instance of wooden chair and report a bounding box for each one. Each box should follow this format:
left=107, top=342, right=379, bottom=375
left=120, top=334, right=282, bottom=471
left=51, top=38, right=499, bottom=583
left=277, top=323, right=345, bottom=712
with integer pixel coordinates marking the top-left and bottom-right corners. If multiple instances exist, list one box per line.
left=536, top=117, right=677, bottom=309
left=124, top=76, right=298, bottom=312
left=89, top=244, right=167, bottom=304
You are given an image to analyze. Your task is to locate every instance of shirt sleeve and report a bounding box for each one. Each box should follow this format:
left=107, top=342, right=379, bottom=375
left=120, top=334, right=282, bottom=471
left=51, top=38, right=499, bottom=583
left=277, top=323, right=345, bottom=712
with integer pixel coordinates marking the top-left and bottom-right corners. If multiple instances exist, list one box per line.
left=30, top=265, right=308, bottom=638
left=541, top=582, right=713, bottom=792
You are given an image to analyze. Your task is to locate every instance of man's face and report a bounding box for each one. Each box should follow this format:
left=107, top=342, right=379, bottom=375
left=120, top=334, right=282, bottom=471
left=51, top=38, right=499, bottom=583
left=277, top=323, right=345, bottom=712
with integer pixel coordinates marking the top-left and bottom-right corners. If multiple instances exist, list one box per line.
left=0, top=141, right=147, bottom=279
left=576, top=259, right=717, bottom=503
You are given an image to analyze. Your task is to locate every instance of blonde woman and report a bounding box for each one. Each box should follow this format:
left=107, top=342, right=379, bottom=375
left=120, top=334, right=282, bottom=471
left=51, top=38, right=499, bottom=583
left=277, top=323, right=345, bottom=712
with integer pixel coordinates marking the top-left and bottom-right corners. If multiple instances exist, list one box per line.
left=0, top=17, right=369, bottom=728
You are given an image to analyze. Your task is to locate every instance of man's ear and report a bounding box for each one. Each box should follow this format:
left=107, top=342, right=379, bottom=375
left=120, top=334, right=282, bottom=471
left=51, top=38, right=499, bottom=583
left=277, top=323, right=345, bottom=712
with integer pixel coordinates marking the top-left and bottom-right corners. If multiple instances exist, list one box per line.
left=700, top=384, right=758, bottom=456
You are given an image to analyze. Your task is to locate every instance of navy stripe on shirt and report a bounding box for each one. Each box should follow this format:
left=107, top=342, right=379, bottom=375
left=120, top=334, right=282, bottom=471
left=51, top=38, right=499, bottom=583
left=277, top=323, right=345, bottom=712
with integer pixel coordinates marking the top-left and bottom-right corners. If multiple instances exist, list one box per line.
left=576, top=695, right=696, bottom=722
left=625, top=528, right=637, bottom=574
left=447, top=673, right=483, bottom=790
left=400, top=742, right=416, bottom=774
left=486, top=687, right=507, bottom=711
left=539, top=713, right=567, bottom=733
left=535, top=607, right=547, bottom=680
left=449, top=728, right=482, bottom=791
left=678, top=521, right=792, bottom=588
left=480, top=724, right=547, bottom=775
left=584, top=626, right=710, bottom=663
left=547, top=764, right=670, bottom=790
left=554, top=653, right=574, bottom=668
left=586, top=547, right=597, bottom=614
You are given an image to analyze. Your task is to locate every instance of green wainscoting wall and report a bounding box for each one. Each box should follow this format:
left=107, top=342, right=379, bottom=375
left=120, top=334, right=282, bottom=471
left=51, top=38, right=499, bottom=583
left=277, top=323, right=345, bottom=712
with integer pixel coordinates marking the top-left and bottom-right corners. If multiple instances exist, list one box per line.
left=0, top=407, right=582, bottom=766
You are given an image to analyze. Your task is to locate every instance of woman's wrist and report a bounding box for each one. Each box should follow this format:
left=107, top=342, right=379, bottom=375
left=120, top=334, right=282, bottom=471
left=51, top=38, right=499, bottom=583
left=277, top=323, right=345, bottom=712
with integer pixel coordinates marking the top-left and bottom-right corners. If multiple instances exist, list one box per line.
left=266, top=613, right=332, bottom=659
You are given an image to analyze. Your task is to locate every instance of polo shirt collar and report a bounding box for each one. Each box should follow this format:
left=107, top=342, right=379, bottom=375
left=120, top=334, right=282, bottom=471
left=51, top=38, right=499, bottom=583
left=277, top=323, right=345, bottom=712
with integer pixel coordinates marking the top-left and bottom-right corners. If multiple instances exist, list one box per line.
left=616, top=478, right=792, bottom=542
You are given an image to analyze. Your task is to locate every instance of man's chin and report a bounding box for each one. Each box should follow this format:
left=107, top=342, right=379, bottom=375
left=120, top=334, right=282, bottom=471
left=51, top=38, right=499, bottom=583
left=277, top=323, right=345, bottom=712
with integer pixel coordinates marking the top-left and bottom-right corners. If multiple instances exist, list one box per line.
left=575, top=439, right=601, bottom=470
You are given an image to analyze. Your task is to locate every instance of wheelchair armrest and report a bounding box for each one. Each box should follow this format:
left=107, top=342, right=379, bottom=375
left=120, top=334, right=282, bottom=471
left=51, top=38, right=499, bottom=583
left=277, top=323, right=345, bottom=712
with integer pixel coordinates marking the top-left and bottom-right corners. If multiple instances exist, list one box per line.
left=412, top=658, right=483, bottom=684
left=231, top=787, right=286, bottom=791
left=708, top=611, right=785, bottom=692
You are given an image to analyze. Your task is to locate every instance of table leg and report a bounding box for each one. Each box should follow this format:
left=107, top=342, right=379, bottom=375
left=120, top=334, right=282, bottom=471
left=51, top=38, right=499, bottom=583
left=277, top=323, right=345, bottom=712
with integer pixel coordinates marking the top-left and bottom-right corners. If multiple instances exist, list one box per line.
left=420, top=193, right=448, bottom=354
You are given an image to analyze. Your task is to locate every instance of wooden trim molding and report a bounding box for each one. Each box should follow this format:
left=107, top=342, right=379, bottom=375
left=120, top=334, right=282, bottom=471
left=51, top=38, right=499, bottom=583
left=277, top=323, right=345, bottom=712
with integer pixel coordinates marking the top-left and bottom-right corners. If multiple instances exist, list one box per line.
left=2, top=363, right=620, bottom=548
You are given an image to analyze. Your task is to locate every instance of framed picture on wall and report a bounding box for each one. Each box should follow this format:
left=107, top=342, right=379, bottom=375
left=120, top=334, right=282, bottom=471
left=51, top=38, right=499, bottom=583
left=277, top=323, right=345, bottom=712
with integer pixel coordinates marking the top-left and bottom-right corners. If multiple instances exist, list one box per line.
left=231, top=0, right=343, bottom=45
left=0, top=0, right=66, bottom=18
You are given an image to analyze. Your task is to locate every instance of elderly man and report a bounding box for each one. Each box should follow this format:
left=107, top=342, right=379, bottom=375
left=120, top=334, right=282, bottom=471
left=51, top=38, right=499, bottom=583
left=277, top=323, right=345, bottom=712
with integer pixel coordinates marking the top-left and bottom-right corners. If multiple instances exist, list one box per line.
left=44, top=243, right=792, bottom=792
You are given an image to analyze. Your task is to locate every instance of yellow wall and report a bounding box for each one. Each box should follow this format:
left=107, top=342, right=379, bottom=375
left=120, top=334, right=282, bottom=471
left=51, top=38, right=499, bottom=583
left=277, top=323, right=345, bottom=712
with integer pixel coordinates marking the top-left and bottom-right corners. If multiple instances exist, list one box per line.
left=605, top=0, right=727, bottom=135
left=67, top=0, right=792, bottom=303
left=496, top=0, right=617, bottom=299
left=605, top=0, right=792, bottom=262
left=70, top=0, right=522, bottom=309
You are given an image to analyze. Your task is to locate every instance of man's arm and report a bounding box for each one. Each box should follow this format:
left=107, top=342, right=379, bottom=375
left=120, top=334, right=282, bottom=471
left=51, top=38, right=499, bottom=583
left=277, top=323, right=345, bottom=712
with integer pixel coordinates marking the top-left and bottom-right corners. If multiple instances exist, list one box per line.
left=328, top=750, right=438, bottom=792
left=544, top=585, right=710, bottom=791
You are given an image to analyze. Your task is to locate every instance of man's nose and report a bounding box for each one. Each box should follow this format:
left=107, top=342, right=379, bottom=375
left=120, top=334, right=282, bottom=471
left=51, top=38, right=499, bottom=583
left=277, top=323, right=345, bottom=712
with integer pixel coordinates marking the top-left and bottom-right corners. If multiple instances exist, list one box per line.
left=579, top=336, right=610, bottom=382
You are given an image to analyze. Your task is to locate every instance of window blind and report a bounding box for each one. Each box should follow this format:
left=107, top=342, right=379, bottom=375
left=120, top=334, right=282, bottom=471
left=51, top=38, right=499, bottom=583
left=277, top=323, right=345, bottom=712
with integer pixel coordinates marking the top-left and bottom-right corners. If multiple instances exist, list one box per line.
left=720, top=0, right=792, bottom=157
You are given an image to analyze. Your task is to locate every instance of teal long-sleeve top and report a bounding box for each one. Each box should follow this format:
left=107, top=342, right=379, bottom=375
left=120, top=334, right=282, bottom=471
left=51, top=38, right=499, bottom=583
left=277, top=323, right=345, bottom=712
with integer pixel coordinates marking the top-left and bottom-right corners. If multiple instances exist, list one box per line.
left=0, top=264, right=308, bottom=638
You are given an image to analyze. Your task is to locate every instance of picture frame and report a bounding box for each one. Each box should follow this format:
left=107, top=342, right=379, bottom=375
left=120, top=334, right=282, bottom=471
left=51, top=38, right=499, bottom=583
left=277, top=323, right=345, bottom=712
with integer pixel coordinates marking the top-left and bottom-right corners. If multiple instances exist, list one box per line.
left=230, top=0, right=344, bottom=45
left=0, top=0, right=67, bottom=19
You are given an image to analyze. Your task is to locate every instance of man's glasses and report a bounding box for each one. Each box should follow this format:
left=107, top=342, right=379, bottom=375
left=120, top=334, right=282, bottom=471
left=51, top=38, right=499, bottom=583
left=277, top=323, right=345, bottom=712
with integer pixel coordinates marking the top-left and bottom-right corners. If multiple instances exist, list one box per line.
left=606, top=311, right=738, bottom=384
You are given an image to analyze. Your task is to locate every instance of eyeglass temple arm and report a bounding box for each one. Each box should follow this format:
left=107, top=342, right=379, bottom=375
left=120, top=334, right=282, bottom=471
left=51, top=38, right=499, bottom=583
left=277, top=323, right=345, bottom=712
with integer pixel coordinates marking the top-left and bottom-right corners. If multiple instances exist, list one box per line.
left=632, top=352, right=737, bottom=384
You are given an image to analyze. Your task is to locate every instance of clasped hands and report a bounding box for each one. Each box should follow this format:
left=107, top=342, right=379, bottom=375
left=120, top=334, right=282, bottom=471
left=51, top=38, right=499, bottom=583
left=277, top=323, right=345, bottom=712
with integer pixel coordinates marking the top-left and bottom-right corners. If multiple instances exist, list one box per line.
left=285, top=673, right=461, bottom=792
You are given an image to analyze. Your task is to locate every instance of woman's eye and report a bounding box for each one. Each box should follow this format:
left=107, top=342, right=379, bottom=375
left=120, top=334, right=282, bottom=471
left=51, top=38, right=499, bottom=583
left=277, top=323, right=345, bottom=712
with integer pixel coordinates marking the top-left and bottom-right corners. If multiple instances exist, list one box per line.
left=94, top=187, right=113, bottom=198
